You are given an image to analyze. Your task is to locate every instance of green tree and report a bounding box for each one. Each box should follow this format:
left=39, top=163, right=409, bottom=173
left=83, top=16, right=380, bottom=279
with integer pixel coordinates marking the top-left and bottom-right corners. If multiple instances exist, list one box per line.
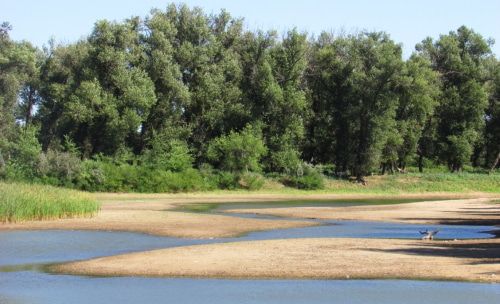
left=140, top=8, right=191, bottom=149
left=417, top=26, right=491, bottom=171
left=87, top=18, right=156, bottom=154
left=484, top=57, right=500, bottom=170
left=383, top=54, right=439, bottom=172
left=38, top=20, right=156, bottom=157
left=37, top=41, right=91, bottom=152
left=307, top=32, right=404, bottom=182
left=0, top=22, right=39, bottom=148
left=158, top=5, right=246, bottom=163
left=240, top=30, right=308, bottom=172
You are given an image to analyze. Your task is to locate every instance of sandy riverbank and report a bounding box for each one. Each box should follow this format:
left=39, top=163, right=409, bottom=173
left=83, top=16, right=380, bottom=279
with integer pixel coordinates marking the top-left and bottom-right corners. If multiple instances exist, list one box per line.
left=1, top=193, right=498, bottom=237
left=4, top=192, right=499, bottom=282
left=53, top=237, right=500, bottom=283
left=0, top=209, right=316, bottom=238
left=224, top=197, right=500, bottom=225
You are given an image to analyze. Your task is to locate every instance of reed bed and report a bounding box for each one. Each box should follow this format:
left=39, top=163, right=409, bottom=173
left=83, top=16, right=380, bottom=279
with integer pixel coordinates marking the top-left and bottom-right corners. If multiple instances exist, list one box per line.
left=0, top=182, right=100, bottom=222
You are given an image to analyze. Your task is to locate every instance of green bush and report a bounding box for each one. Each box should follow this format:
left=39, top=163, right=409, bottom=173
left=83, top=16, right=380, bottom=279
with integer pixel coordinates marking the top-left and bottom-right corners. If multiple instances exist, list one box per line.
left=207, top=125, right=267, bottom=173
left=284, top=174, right=324, bottom=190
left=75, top=159, right=214, bottom=193
left=238, top=172, right=265, bottom=190
left=139, top=168, right=212, bottom=193
left=281, top=163, right=325, bottom=190
left=76, top=160, right=106, bottom=191
left=270, top=147, right=302, bottom=174
left=293, top=174, right=324, bottom=190
left=37, top=149, right=82, bottom=186
left=4, top=126, right=41, bottom=180
left=142, top=134, right=193, bottom=172
left=215, top=171, right=239, bottom=190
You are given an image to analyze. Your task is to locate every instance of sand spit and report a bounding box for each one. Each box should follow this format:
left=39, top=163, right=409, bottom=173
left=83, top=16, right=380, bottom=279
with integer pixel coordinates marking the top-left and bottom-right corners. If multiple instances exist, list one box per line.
left=54, top=238, right=500, bottom=283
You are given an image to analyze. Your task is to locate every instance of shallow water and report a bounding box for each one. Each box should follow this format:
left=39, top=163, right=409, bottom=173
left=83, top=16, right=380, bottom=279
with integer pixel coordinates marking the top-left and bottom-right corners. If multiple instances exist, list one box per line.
left=0, top=220, right=494, bottom=267
left=245, top=220, right=495, bottom=240
left=1, top=199, right=498, bottom=303
left=215, top=198, right=438, bottom=210
left=0, top=273, right=499, bottom=304
left=0, top=230, right=211, bottom=267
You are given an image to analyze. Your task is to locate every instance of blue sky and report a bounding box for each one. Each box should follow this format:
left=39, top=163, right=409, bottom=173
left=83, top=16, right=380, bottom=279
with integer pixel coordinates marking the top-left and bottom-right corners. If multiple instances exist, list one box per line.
left=2, top=0, right=499, bottom=57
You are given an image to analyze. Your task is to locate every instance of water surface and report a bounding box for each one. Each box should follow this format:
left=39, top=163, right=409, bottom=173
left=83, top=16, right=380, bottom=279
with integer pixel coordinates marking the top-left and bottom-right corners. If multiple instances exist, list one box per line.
left=0, top=273, right=499, bottom=304
left=1, top=198, right=498, bottom=303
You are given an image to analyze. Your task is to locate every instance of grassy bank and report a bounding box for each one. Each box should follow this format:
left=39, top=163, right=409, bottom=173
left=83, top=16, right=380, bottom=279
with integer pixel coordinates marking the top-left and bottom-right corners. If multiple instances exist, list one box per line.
left=92, top=172, right=500, bottom=201
left=321, top=172, right=500, bottom=194
left=0, top=182, right=100, bottom=222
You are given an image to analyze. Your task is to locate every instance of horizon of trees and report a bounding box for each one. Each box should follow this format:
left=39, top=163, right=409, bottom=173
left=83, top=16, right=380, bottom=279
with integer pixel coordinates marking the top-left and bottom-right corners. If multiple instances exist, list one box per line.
left=1, top=4, right=499, bottom=186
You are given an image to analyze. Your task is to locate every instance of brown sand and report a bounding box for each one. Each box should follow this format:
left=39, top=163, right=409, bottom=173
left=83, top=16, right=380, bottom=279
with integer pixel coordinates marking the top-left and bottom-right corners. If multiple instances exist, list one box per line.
left=53, top=238, right=500, bottom=283
left=4, top=192, right=500, bottom=282
left=224, top=198, right=500, bottom=225
left=0, top=209, right=316, bottom=238
left=3, top=192, right=495, bottom=238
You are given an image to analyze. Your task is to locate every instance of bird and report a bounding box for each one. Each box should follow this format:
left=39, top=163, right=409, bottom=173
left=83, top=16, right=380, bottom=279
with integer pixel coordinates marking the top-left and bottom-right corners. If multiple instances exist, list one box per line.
left=419, top=229, right=439, bottom=240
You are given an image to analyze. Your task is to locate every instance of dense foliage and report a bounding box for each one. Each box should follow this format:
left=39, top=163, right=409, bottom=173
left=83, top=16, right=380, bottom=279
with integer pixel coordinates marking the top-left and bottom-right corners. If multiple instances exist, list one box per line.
left=1, top=4, right=499, bottom=191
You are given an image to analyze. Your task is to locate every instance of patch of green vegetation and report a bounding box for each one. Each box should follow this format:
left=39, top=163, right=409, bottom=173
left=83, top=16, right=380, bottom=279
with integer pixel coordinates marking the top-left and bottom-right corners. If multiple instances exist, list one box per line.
left=176, top=197, right=445, bottom=214
left=320, top=172, right=500, bottom=194
left=0, top=182, right=100, bottom=222
left=175, top=203, right=220, bottom=213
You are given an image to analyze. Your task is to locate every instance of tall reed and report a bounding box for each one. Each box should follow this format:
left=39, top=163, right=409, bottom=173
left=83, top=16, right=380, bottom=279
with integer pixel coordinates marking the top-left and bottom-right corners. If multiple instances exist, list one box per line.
left=0, top=182, right=100, bottom=222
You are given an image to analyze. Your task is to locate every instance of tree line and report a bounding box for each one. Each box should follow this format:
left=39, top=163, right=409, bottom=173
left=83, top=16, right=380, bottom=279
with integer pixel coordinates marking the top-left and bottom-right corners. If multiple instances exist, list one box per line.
left=1, top=4, right=499, bottom=189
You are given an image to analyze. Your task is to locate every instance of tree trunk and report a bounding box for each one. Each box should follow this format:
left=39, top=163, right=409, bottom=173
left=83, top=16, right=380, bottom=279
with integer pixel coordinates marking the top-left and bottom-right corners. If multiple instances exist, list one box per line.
left=418, top=154, right=423, bottom=173
left=356, top=174, right=366, bottom=185
left=490, top=152, right=500, bottom=173
left=24, top=87, right=35, bottom=126
left=0, top=149, right=5, bottom=170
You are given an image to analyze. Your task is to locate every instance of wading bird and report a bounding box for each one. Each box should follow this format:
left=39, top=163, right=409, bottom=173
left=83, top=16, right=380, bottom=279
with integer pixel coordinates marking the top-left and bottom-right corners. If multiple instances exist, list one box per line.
left=419, top=229, right=439, bottom=240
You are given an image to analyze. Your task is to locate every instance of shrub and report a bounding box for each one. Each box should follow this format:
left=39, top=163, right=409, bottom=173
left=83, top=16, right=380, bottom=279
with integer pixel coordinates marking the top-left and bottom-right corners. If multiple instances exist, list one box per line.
left=281, top=163, right=325, bottom=190
left=142, top=133, right=193, bottom=172
left=140, top=168, right=211, bottom=193
left=270, top=147, right=302, bottom=174
left=207, top=125, right=267, bottom=173
left=291, top=173, right=324, bottom=190
left=4, top=126, right=41, bottom=180
left=37, top=149, right=82, bottom=186
left=315, top=164, right=336, bottom=177
left=76, top=160, right=106, bottom=191
left=75, top=159, right=214, bottom=193
left=238, top=172, right=265, bottom=190
left=215, top=171, right=239, bottom=190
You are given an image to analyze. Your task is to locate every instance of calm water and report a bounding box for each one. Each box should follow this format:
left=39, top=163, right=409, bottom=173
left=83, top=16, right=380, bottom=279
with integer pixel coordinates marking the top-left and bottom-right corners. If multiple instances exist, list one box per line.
left=1, top=273, right=499, bottom=304
left=0, top=230, right=210, bottom=267
left=1, top=221, right=494, bottom=267
left=1, top=200, right=498, bottom=304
